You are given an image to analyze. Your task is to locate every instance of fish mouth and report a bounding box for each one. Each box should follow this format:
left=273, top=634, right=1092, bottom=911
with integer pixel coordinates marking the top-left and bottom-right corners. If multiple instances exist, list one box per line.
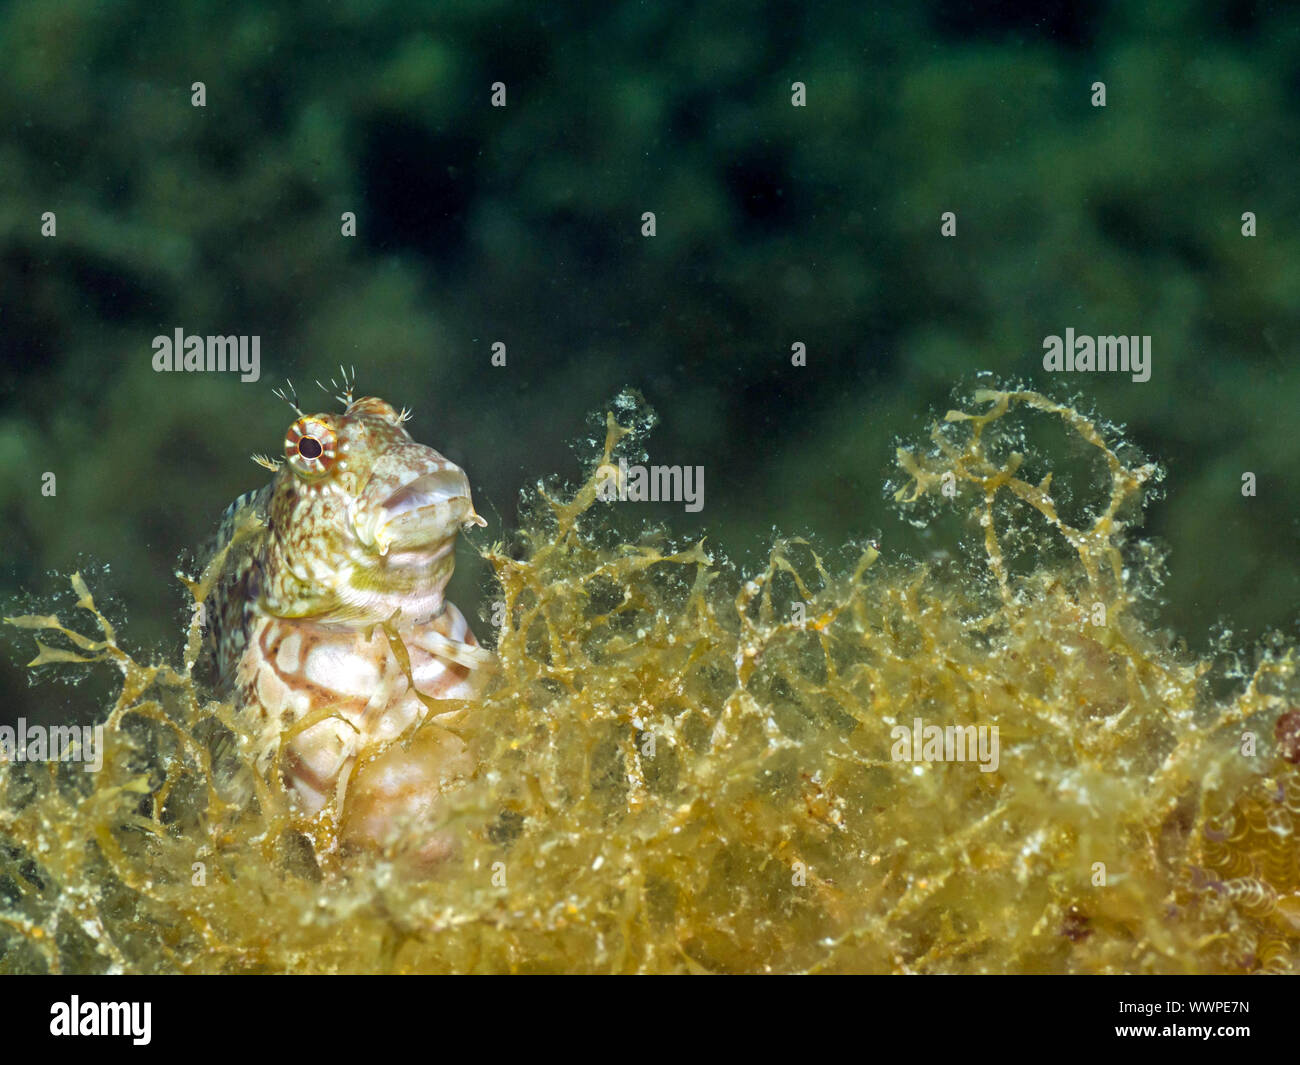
left=370, top=468, right=485, bottom=554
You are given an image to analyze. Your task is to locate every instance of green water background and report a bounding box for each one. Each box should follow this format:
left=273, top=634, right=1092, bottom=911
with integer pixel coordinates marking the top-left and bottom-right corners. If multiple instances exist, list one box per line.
left=1, top=0, right=1297, bottom=729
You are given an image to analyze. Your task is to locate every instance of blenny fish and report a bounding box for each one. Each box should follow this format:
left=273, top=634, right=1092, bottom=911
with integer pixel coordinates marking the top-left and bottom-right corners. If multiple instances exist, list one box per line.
left=201, top=376, right=492, bottom=865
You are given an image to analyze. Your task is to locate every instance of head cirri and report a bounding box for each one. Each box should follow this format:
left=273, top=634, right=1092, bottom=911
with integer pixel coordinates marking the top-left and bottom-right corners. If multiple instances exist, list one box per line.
left=259, top=395, right=485, bottom=626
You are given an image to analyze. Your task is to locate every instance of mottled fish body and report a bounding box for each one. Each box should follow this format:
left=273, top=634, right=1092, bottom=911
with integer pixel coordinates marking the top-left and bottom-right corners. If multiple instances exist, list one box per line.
left=202, top=385, right=490, bottom=860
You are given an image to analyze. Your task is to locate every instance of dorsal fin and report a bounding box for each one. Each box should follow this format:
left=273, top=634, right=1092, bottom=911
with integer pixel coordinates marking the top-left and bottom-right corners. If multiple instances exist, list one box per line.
left=213, top=485, right=271, bottom=554
left=196, top=483, right=273, bottom=688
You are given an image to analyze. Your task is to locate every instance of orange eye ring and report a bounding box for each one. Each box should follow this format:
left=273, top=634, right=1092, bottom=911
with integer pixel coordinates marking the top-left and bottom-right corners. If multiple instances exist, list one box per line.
left=285, top=418, right=338, bottom=477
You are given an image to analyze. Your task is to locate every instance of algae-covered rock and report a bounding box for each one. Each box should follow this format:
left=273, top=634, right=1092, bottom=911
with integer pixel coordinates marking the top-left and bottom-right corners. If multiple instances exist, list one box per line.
left=1, top=389, right=1296, bottom=973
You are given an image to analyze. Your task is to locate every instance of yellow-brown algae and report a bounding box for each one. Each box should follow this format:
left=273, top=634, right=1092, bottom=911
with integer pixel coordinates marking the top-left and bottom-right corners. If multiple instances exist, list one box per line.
left=3, top=388, right=1298, bottom=974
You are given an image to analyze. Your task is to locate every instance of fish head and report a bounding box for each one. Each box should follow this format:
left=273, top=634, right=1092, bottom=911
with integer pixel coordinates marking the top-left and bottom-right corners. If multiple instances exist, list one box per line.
left=262, top=396, right=485, bottom=625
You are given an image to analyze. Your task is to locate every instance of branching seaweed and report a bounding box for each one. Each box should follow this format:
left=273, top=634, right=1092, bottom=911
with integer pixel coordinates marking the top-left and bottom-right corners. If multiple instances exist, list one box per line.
left=1, top=389, right=1296, bottom=973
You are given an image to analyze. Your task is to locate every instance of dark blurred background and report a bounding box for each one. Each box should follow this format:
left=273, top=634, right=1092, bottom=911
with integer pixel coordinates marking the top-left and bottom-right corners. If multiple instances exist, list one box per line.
left=2, top=0, right=1297, bottom=728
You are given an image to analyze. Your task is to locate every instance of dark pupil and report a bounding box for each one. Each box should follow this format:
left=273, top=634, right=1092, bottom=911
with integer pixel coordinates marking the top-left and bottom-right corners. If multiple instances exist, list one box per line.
left=298, top=437, right=323, bottom=459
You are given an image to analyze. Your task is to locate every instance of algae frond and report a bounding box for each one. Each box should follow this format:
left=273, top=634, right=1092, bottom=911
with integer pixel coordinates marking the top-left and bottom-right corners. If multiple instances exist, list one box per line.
left=2, top=389, right=1296, bottom=973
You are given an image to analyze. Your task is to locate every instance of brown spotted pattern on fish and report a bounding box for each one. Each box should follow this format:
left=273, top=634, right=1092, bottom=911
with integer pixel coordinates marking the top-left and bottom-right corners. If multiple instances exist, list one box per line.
left=201, top=382, right=492, bottom=859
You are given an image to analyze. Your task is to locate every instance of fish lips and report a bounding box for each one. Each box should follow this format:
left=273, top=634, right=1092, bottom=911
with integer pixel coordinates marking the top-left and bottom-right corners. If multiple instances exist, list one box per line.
left=370, top=468, right=485, bottom=554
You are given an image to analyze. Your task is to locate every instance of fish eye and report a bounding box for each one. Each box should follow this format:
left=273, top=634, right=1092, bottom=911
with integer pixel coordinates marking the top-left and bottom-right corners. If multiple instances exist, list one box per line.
left=285, top=418, right=338, bottom=477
